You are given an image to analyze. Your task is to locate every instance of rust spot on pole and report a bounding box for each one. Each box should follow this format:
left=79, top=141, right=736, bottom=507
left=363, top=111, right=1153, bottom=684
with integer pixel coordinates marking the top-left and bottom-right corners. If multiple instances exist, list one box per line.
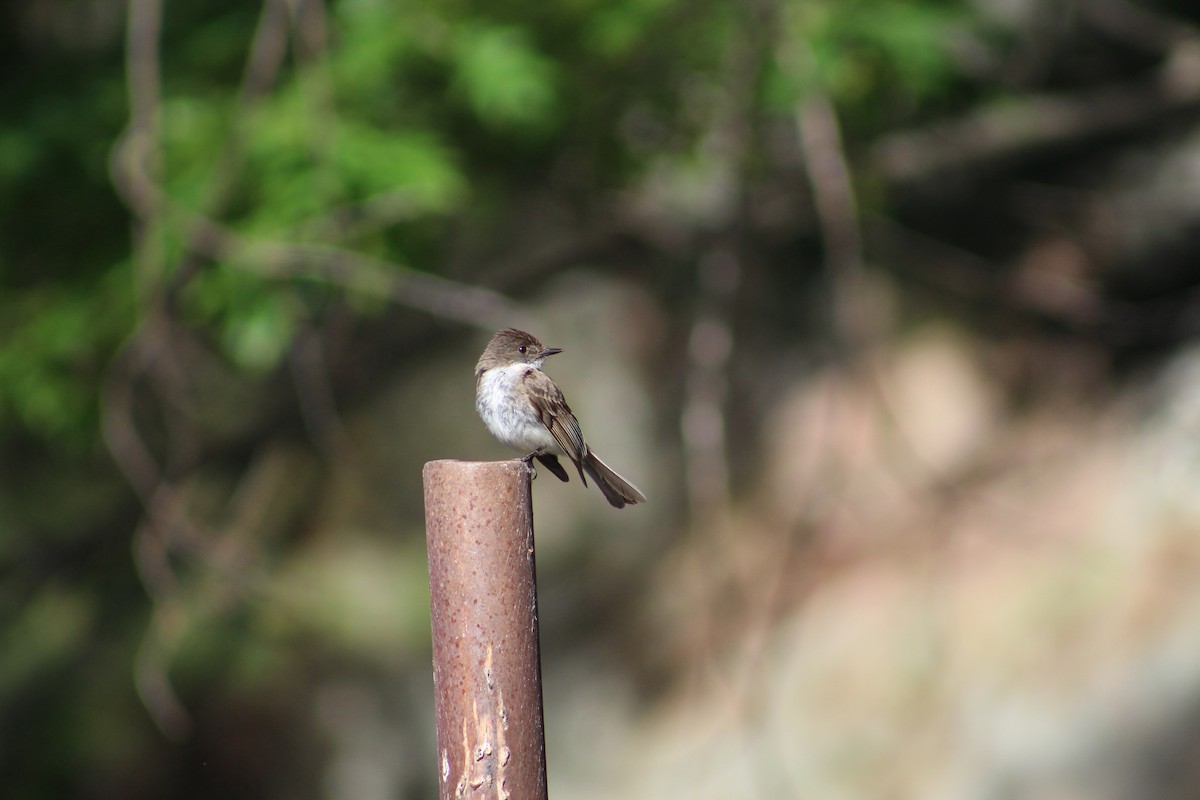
left=423, top=459, right=547, bottom=800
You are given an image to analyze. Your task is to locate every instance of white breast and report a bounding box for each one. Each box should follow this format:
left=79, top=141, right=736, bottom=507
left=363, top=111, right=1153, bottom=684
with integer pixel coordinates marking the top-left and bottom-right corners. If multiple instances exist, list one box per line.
left=476, top=365, right=559, bottom=453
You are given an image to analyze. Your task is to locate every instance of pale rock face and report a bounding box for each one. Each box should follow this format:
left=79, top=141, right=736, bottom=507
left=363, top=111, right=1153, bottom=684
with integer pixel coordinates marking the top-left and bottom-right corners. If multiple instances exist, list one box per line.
left=548, top=333, right=1200, bottom=800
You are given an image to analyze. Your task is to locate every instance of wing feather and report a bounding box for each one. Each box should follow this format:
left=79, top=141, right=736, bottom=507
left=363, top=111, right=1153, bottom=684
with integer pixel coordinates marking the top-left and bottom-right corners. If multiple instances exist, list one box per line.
left=522, top=368, right=588, bottom=484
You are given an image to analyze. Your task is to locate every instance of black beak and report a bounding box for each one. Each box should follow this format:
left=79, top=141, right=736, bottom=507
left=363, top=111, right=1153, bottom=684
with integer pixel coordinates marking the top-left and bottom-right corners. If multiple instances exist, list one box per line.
left=542, top=347, right=563, bottom=357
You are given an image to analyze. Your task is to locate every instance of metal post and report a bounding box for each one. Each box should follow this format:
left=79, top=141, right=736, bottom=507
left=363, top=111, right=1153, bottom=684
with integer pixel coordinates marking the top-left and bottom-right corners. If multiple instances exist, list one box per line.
left=422, top=459, right=548, bottom=800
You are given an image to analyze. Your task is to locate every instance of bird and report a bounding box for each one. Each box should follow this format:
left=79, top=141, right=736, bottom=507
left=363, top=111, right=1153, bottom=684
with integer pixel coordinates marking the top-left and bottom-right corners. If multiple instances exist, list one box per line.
left=474, top=328, right=646, bottom=509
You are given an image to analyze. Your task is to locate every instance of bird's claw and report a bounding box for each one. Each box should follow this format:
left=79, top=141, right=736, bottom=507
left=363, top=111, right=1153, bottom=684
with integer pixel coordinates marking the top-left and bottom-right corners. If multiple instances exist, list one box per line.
left=521, top=448, right=543, bottom=480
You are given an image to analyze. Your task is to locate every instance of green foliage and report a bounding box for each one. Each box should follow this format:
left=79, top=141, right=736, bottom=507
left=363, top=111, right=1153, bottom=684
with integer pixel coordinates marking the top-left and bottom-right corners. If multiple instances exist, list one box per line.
left=161, top=95, right=229, bottom=208
left=769, top=0, right=976, bottom=136
left=0, top=127, right=41, bottom=185
left=0, top=584, right=93, bottom=692
left=3, top=0, right=874, bottom=441
left=451, top=24, right=561, bottom=135
left=329, top=123, right=465, bottom=210
left=581, top=0, right=680, bottom=57
left=0, top=271, right=135, bottom=443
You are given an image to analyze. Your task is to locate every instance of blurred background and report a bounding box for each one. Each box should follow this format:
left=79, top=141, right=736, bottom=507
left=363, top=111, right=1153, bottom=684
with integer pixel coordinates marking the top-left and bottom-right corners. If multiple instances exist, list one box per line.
left=6, top=0, right=1200, bottom=797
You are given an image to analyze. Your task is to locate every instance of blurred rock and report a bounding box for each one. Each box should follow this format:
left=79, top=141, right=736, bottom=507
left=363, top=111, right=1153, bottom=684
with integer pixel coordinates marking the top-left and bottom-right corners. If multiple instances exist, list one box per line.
left=548, top=334, right=1200, bottom=800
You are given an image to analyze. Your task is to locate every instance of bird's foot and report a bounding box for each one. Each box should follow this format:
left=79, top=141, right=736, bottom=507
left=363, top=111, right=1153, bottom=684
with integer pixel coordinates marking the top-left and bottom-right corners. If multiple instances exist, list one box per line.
left=521, top=448, right=543, bottom=480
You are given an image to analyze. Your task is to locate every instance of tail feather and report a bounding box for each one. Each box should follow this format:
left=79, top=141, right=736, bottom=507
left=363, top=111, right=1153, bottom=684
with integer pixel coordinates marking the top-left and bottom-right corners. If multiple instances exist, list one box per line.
left=535, top=452, right=570, bottom=482
left=582, top=451, right=646, bottom=509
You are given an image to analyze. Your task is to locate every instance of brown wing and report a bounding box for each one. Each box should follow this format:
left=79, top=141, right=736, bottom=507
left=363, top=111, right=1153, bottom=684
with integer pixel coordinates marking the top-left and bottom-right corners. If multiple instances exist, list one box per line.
left=523, top=368, right=589, bottom=484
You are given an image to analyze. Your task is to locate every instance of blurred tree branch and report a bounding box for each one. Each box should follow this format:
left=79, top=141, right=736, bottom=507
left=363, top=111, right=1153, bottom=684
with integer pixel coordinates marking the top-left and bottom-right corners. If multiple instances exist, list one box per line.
left=106, top=0, right=526, bottom=739
left=1082, top=0, right=1199, bottom=54
left=873, top=40, right=1200, bottom=186
left=178, top=213, right=528, bottom=328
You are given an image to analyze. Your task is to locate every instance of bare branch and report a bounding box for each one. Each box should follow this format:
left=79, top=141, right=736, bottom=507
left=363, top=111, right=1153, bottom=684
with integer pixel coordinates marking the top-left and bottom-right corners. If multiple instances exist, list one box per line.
left=289, top=320, right=352, bottom=458
left=121, top=0, right=162, bottom=220
left=1082, top=0, right=1200, bottom=54
left=179, top=211, right=529, bottom=329
left=872, top=41, right=1200, bottom=185
left=796, top=89, right=872, bottom=353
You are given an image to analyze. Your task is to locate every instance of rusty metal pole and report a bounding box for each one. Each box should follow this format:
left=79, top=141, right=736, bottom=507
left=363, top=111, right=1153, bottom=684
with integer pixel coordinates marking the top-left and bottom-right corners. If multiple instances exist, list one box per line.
left=422, top=459, right=548, bottom=800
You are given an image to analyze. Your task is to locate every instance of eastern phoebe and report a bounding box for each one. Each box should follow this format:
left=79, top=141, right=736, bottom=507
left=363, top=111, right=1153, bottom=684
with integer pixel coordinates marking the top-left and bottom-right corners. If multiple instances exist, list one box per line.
left=475, top=328, right=647, bottom=509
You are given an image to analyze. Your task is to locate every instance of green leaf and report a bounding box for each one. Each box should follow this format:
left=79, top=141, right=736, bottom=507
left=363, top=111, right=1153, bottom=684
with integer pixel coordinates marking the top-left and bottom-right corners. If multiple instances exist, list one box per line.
left=332, top=123, right=464, bottom=210
left=223, top=292, right=297, bottom=374
left=452, top=25, right=560, bottom=135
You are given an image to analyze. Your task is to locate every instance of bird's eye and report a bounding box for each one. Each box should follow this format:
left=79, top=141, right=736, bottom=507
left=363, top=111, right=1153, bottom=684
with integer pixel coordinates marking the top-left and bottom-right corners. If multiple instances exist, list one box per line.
left=518, top=345, right=527, bottom=354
